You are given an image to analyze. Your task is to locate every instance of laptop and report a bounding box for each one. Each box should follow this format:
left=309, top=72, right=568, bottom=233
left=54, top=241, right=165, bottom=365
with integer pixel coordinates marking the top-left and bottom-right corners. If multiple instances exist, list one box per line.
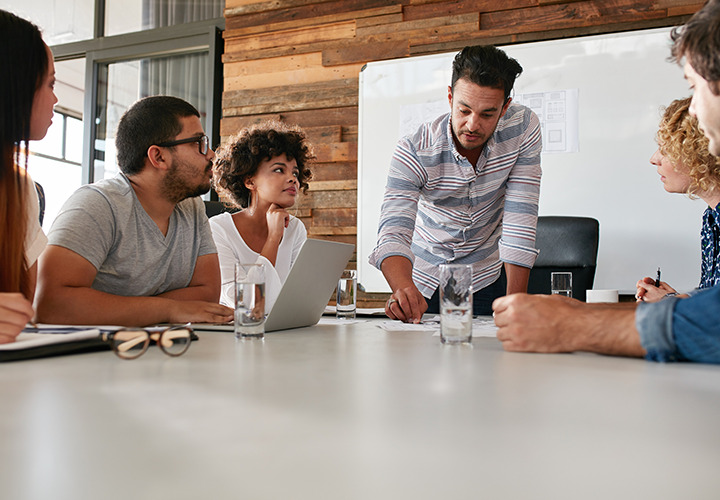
left=194, top=238, right=354, bottom=332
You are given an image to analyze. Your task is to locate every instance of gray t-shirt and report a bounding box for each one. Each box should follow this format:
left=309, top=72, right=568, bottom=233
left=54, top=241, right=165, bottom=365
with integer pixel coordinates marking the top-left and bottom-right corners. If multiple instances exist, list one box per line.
left=48, top=174, right=216, bottom=297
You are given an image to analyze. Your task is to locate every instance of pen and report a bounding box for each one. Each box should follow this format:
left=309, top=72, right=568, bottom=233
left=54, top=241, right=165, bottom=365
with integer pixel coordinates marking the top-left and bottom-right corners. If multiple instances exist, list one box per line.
left=655, top=267, right=661, bottom=287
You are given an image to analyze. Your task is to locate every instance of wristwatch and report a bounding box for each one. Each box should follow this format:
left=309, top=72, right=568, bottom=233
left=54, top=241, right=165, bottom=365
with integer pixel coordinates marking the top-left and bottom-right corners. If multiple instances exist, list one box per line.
left=664, top=292, right=679, bottom=299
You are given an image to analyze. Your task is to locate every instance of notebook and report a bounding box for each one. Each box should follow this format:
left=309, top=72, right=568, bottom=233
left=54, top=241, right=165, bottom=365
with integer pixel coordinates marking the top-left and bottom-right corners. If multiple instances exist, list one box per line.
left=195, top=238, right=354, bottom=332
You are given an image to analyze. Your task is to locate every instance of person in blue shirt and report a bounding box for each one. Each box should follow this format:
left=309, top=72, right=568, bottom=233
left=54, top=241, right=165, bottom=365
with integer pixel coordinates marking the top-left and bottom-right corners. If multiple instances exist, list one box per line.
left=492, top=0, right=720, bottom=364
left=635, top=96, right=720, bottom=302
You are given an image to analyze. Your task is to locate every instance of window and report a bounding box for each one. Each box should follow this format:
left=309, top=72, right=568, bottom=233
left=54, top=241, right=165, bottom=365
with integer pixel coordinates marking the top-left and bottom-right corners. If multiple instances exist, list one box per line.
left=6, top=1, right=224, bottom=228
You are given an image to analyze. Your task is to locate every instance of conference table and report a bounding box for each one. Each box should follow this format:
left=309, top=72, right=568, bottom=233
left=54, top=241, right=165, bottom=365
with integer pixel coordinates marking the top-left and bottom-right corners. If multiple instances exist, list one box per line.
left=2, top=318, right=720, bottom=499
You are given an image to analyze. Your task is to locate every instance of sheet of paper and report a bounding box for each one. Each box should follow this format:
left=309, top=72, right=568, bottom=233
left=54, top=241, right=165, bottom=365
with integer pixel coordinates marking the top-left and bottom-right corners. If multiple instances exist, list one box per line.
left=378, top=316, right=498, bottom=338
left=318, top=317, right=367, bottom=326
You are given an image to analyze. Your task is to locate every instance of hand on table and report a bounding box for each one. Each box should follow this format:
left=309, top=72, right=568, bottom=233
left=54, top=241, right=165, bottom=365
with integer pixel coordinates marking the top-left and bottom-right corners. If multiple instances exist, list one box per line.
left=168, top=301, right=234, bottom=324
left=635, top=277, right=677, bottom=302
left=492, top=293, right=581, bottom=353
left=386, top=285, right=427, bottom=324
left=0, top=293, right=34, bottom=344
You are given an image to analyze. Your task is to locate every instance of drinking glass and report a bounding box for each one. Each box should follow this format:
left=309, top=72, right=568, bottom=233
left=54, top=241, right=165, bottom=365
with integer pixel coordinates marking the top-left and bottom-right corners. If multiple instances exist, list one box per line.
left=235, top=262, right=266, bottom=339
left=336, top=269, right=357, bottom=319
left=551, top=272, right=573, bottom=297
left=439, top=264, right=473, bottom=344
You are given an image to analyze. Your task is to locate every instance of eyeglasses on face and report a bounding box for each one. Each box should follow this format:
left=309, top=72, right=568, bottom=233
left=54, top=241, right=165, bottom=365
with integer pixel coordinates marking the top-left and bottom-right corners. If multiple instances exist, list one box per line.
left=156, top=135, right=210, bottom=156
left=102, top=326, right=194, bottom=360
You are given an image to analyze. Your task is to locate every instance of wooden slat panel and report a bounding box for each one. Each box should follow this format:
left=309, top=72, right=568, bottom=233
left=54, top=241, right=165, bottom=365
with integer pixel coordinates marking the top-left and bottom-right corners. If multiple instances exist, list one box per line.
left=359, top=20, right=481, bottom=45
left=224, top=21, right=356, bottom=50
left=220, top=107, right=358, bottom=136
left=223, top=78, right=359, bottom=115
left=226, top=0, right=334, bottom=14
left=225, top=60, right=364, bottom=92
left=224, top=40, right=336, bottom=64
left=313, top=142, right=357, bottom=162
left=225, top=5, right=401, bottom=37
left=224, top=52, right=320, bottom=78
left=356, top=13, right=479, bottom=37
left=307, top=225, right=357, bottom=236
left=666, top=4, right=703, bottom=16
left=355, top=12, right=404, bottom=28
left=226, top=0, right=397, bottom=30
left=303, top=125, right=343, bottom=144
left=408, top=14, right=690, bottom=56
left=656, top=0, right=702, bottom=8
left=309, top=162, right=357, bottom=181
left=296, top=189, right=357, bottom=209
left=323, top=40, right=410, bottom=66
left=310, top=207, right=356, bottom=227
left=223, top=96, right=359, bottom=116
left=480, top=1, right=671, bottom=34
left=404, top=0, right=536, bottom=21
left=307, top=179, right=357, bottom=191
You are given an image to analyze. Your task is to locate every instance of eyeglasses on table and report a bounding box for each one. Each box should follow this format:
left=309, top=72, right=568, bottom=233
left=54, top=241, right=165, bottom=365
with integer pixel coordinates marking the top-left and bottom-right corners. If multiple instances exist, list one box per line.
left=101, top=326, right=194, bottom=360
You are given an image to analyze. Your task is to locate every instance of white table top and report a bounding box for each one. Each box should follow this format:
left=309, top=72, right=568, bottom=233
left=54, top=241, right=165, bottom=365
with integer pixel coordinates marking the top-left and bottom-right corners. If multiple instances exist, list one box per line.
left=2, top=318, right=720, bottom=499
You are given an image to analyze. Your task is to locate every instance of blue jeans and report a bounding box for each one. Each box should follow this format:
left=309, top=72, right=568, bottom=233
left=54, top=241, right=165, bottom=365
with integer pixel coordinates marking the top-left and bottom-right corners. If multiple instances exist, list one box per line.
left=426, top=277, right=504, bottom=316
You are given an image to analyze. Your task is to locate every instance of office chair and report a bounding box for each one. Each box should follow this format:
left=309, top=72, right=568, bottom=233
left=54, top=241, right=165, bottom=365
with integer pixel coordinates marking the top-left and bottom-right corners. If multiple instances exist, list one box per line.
left=526, top=216, right=600, bottom=302
left=204, top=200, right=231, bottom=218
left=35, top=181, right=45, bottom=226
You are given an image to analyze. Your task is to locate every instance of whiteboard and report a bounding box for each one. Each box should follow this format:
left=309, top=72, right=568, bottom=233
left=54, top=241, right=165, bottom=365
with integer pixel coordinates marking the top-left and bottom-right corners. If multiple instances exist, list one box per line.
left=358, top=27, right=704, bottom=294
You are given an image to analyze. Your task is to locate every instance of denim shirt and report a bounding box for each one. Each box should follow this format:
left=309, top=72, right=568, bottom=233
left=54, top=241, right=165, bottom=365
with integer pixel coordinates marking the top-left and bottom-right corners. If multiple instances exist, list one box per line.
left=636, top=285, right=720, bottom=363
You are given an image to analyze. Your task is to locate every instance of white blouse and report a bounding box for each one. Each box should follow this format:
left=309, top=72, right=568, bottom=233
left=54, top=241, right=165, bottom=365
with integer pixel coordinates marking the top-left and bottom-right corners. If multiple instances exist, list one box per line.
left=209, top=212, right=307, bottom=311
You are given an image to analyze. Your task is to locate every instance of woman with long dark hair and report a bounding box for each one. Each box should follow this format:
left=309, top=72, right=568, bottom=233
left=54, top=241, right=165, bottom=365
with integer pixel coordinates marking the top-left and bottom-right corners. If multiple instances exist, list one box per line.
left=0, top=10, right=57, bottom=342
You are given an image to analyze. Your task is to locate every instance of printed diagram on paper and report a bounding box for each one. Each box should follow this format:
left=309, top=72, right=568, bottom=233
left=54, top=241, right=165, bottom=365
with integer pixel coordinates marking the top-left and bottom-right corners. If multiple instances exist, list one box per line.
left=514, top=89, right=579, bottom=153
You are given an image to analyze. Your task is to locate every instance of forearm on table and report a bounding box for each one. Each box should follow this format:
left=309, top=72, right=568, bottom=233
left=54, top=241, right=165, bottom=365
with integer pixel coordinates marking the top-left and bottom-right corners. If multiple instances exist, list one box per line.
left=158, top=283, right=218, bottom=302
left=35, top=287, right=178, bottom=326
left=571, top=304, right=646, bottom=358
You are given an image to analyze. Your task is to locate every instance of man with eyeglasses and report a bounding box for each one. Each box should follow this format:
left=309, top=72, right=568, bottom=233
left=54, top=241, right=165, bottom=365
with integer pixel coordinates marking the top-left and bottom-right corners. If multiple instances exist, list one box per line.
left=35, top=96, right=233, bottom=326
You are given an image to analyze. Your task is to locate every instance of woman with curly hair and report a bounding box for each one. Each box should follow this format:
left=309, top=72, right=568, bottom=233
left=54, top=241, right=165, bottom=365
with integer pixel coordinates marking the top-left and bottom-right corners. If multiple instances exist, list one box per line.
left=210, top=121, right=314, bottom=310
left=636, top=97, right=720, bottom=302
left=0, top=10, right=57, bottom=342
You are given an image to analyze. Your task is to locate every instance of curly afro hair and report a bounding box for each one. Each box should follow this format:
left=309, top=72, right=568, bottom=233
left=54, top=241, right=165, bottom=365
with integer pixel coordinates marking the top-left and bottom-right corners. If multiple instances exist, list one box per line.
left=213, top=121, right=314, bottom=208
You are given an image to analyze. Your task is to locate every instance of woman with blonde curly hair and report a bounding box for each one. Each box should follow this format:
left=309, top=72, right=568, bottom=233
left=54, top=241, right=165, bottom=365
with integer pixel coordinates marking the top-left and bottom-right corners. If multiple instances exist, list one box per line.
left=210, top=121, right=313, bottom=310
left=636, top=97, right=720, bottom=302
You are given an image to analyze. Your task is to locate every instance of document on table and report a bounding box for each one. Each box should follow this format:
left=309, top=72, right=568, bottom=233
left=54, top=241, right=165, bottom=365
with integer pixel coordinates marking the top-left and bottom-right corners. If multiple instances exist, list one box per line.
left=376, top=316, right=499, bottom=338
left=0, top=324, right=117, bottom=361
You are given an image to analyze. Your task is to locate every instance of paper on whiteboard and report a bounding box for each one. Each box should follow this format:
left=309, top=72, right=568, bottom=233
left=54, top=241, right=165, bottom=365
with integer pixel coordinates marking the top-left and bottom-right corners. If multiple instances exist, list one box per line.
left=514, top=88, right=579, bottom=153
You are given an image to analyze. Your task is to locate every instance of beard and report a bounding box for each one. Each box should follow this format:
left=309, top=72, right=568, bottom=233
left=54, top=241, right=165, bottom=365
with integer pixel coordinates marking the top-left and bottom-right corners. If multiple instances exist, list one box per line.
left=161, top=159, right=212, bottom=203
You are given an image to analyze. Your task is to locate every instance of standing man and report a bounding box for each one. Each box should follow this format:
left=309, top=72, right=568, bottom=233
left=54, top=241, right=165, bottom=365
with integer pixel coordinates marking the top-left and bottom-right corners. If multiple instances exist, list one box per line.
left=35, top=95, right=233, bottom=326
left=492, top=0, right=720, bottom=364
left=369, top=45, right=542, bottom=323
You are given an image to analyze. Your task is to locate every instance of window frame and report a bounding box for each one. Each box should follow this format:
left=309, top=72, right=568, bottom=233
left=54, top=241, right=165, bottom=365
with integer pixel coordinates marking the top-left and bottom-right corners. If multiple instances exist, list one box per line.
left=50, top=13, right=224, bottom=185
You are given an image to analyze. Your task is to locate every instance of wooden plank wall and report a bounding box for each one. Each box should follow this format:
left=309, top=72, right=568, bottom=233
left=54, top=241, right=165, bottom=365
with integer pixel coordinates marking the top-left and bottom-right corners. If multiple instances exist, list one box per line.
left=221, top=0, right=702, bottom=307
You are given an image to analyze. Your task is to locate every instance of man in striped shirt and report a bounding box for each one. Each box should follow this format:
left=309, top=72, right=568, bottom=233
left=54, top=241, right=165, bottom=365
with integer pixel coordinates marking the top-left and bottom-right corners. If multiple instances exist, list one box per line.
left=369, top=45, right=543, bottom=323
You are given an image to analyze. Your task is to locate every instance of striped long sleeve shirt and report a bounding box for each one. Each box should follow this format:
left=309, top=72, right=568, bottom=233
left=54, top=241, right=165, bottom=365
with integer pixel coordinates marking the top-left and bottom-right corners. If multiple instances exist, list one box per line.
left=369, top=105, right=542, bottom=297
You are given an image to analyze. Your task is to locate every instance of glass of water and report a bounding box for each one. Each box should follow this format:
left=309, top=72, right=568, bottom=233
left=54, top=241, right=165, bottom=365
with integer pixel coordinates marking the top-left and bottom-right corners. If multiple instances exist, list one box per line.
left=336, top=269, right=357, bottom=319
left=551, top=272, right=573, bottom=297
left=439, top=264, right=473, bottom=344
left=235, top=262, right=266, bottom=339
